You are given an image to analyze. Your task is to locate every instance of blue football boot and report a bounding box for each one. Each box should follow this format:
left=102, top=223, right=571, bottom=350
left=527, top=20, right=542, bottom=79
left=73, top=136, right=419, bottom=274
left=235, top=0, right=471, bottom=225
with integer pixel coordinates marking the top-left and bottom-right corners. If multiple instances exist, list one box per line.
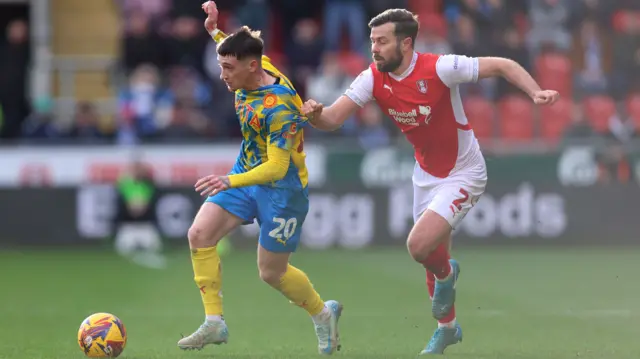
left=419, top=323, right=463, bottom=355
left=431, top=259, right=460, bottom=320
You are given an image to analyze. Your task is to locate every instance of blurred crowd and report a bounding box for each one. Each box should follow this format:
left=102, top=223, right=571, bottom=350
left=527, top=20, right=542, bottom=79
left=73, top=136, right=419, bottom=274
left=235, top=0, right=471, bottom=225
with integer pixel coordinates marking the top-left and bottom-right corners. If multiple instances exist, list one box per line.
left=1, top=0, right=640, bottom=149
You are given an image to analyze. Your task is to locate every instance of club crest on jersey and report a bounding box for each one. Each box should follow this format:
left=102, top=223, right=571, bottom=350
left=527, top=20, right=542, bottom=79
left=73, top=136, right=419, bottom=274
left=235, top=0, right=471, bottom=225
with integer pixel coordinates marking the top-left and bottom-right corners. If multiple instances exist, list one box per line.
left=263, top=94, right=278, bottom=109
left=416, top=79, right=428, bottom=94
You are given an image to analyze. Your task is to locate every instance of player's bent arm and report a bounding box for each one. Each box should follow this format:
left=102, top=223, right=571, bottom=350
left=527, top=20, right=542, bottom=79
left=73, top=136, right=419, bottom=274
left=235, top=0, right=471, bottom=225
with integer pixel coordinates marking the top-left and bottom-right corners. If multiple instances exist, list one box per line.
left=477, top=57, right=541, bottom=99
left=226, top=144, right=290, bottom=188
left=311, top=96, right=361, bottom=131
left=209, top=28, right=228, bottom=43
left=310, top=67, right=373, bottom=131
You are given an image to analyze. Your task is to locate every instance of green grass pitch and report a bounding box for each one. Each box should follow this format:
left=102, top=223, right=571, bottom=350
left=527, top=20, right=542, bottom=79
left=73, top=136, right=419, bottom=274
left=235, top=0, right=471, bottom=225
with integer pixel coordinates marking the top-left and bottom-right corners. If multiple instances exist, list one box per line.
left=1, top=246, right=639, bottom=359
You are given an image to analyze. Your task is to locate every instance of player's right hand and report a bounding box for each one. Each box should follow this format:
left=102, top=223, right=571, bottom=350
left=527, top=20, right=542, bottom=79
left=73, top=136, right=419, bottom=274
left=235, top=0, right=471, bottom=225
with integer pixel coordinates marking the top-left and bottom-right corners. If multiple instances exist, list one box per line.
left=532, top=90, right=560, bottom=105
left=301, top=99, right=324, bottom=123
left=201, top=1, right=218, bottom=33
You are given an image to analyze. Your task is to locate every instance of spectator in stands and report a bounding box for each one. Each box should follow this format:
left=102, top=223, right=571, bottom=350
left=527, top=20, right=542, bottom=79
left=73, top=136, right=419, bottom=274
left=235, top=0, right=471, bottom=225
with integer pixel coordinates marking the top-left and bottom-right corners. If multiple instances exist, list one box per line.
left=414, top=14, right=451, bottom=55
left=0, top=19, right=29, bottom=139
left=562, top=104, right=598, bottom=141
left=451, top=15, right=494, bottom=98
left=122, top=10, right=165, bottom=73
left=161, top=100, right=211, bottom=140
left=21, top=97, right=59, bottom=140
left=607, top=102, right=638, bottom=144
left=163, top=66, right=215, bottom=139
left=367, top=0, right=408, bottom=19
left=495, top=27, right=530, bottom=99
left=117, top=0, right=170, bottom=23
left=567, top=0, right=615, bottom=30
left=611, top=12, right=640, bottom=100
left=272, top=0, right=323, bottom=46
left=235, top=0, right=270, bottom=42
left=447, top=0, right=512, bottom=46
left=306, top=53, right=355, bottom=115
left=68, top=102, right=113, bottom=141
left=286, top=19, right=324, bottom=99
left=323, top=0, right=367, bottom=54
left=168, top=66, right=211, bottom=108
left=571, top=18, right=612, bottom=100
left=357, top=103, right=390, bottom=150
left=451, top=14, right=484, bottom=59
left=117, top=64, right=173, bottom=144
left=165, top=16, right=208, bottom=76
left=527, top=0, right=572, bottom=56
left=596, top=143, right=634, bottom=185
left=618, top=0, right=640, bottom=12
left=306, top=53, right=358, bottom=136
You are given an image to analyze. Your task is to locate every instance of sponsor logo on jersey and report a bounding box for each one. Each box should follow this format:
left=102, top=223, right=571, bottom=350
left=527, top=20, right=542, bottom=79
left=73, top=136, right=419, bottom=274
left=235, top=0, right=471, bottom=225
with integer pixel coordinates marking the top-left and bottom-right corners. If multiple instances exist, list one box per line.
left=389, top=106, right=432, bottom=126
left=388, top=108, right=419, bottom=126
left=418, top=105, right=433, bottom=124
left=416, top=79, right=428, bottom=94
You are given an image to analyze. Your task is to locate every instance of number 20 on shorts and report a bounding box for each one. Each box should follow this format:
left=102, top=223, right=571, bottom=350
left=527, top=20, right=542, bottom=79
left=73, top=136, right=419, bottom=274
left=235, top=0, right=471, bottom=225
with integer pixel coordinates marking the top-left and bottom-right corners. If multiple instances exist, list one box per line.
left=269, top=217, right=298, bottom=245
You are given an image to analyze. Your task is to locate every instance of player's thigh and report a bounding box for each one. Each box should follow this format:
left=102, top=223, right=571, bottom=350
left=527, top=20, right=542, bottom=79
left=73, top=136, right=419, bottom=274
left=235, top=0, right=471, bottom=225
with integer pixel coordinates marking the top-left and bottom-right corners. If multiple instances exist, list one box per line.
left=188, top=188, right=255, bottom=247
left=427, top=174, right=486, bottom=231
left=255, top=186, right=309, bottom=255
left=409, top=175, right=485, bottom=256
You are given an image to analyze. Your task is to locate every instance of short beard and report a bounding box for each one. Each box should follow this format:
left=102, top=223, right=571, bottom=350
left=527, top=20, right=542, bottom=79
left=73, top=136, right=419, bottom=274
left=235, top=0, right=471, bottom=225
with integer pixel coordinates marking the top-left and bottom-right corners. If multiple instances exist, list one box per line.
left=376, top=44, right=403, bottom=73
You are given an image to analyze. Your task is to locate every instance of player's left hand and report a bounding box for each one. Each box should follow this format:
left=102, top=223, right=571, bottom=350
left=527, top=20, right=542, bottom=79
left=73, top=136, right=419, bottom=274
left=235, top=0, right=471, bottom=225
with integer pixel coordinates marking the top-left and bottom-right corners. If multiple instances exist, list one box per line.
left=532, top=90, right=560, bottom=105
left=195, top=175, right=230, bottom=197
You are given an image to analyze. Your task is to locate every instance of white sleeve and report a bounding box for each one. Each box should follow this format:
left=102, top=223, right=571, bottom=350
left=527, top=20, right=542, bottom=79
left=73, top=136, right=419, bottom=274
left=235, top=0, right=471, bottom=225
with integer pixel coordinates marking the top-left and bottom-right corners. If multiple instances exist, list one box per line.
left=435, top=54, right=479, bottom=88
left=344, top=68, right=374, bottom=107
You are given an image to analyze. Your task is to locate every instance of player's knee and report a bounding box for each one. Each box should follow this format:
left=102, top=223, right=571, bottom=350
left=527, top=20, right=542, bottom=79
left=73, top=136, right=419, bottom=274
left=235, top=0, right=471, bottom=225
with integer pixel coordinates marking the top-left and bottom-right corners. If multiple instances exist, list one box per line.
left=406, top=234, right=430, bottom=262
left=258, top=268, right=284, bottom=287
left=187, top=225, right=216, bottom=248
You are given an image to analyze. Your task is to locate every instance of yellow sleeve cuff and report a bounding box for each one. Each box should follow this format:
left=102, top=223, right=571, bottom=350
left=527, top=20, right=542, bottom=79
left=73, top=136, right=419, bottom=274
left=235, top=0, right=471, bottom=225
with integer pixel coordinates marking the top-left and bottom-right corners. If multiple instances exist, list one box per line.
left=210, top=28, right=228, bottom=43
left=227, top=145, right=291, bottom=188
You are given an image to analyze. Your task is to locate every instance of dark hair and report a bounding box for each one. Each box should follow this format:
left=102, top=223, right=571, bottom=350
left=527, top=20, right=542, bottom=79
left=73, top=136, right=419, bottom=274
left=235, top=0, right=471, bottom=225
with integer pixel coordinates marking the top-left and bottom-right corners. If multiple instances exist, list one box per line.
left=368, top=9, right=419, bottom=47
left=217, top=26, right=264, bottom=60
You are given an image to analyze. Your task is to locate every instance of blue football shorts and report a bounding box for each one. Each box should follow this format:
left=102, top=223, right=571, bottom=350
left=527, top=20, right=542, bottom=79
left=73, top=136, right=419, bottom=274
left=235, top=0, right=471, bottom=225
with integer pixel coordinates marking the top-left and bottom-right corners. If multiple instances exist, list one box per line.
left=206, top=185, right=309, bottom=253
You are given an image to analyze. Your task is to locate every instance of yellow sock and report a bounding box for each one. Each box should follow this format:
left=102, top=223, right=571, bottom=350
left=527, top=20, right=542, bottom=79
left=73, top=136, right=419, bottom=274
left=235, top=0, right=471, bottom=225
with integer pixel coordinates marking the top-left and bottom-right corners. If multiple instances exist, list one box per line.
left=277, top=264, right=325, bottom=316
left=191, top=247, right=223, bottom=316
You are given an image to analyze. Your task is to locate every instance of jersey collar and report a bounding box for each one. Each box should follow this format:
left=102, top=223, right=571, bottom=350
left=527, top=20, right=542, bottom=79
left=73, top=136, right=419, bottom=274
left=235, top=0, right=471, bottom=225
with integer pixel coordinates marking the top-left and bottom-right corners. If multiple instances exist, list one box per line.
left=390, top=51, right=418, bottom=82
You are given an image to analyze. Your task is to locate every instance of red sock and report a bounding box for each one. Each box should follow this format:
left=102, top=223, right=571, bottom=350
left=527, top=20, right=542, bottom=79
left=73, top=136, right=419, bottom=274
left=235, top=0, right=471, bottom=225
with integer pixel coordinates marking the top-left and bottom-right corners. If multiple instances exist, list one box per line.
left=426, top=269, right=456, bottom=324
left=426, top=269, right=435, bottom=299
left=439, top=305, right=456, bottom=324
left=421, top=242, right=451, bottom=279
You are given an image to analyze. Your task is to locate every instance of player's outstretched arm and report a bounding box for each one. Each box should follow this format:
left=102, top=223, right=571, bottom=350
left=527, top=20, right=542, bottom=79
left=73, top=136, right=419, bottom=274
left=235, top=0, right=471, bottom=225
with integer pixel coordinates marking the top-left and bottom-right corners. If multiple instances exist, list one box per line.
left=436, top=55, right=559, bottom=105
left=302, top=67, right=373, bottom=131
left=477, top=57, right=559, bottom=105
left=302, top=96, right=360, bottom=131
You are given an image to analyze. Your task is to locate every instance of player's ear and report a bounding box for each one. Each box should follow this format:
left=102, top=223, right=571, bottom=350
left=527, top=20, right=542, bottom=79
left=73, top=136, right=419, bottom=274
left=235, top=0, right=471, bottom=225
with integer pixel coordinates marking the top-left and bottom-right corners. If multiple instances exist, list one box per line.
left=249, top=58, right=260, bottom=72
left=402, top=37, right=413, bottom=51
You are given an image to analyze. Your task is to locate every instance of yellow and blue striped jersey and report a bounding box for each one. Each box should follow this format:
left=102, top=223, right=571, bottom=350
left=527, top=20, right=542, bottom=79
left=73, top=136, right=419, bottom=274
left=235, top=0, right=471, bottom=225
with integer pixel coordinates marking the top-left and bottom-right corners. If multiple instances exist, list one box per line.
left=229, top=56, right=309, bottom=190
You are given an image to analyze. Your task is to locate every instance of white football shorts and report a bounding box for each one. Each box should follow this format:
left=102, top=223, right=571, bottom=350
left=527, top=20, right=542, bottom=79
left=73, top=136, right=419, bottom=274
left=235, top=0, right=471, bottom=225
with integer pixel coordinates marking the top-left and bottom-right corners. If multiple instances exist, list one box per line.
left=412, top=160, right=487, bottom=229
